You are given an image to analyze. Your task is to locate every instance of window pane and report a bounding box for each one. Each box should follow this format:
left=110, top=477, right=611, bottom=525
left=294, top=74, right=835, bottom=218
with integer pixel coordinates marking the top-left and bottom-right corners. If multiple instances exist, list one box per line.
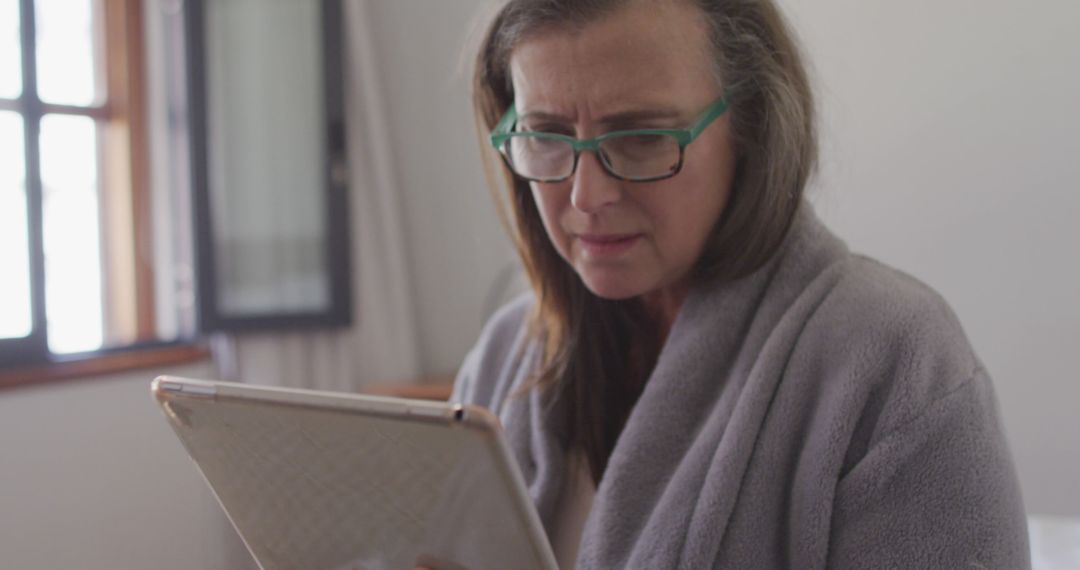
left=40, top=114, right=103, bottom=353
left=35, top=0, right=99, bottom=106
left=0, top=111, right=32, bottom=339
left=206, top=0, right=330, bottom=316
left=0, top=0, right=21, bottom=99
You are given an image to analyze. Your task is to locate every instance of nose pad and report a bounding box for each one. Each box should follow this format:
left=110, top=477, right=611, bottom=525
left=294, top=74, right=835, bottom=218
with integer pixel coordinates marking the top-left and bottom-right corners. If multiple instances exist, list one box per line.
left=570, top=151, right=621, bottom=213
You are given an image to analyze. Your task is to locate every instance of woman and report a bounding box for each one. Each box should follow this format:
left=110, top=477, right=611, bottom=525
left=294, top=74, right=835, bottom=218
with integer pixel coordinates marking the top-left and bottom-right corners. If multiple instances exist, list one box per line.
left=453, top=0, right=1030, bottom=568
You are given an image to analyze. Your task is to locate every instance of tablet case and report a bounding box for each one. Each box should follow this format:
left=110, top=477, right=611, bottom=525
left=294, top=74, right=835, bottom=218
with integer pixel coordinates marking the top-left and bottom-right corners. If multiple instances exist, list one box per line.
left=152, top=376, right=557, bottom=570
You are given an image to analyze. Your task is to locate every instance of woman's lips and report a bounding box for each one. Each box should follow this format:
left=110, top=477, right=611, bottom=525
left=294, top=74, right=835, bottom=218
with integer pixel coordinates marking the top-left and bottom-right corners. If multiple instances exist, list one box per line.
left=576, top=233, right=642, bottom=257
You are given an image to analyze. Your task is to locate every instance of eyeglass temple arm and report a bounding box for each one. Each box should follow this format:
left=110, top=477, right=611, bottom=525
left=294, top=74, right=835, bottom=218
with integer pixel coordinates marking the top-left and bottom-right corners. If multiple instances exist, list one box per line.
left=490, top=104, right=519, bottom=148
left=687, top=94, right=731, bottom=140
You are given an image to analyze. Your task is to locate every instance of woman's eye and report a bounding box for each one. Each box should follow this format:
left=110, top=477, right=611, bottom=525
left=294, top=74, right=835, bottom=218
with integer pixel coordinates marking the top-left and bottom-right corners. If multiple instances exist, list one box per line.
left=626, top=134, right=665, bottom=146
left=613, top=134, right=667, bottom=151
left=518, top=124, right=572, bottom=136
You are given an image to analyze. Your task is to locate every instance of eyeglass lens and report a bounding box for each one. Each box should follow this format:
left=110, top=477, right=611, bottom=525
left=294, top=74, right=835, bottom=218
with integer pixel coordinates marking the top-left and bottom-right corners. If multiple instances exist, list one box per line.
left=505, top=133, right=682, bottom=182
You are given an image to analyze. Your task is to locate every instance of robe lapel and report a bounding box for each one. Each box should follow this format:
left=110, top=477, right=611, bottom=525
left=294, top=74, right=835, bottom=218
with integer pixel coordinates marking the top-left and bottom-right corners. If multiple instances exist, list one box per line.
left=575, top=209, right=848, bottom=569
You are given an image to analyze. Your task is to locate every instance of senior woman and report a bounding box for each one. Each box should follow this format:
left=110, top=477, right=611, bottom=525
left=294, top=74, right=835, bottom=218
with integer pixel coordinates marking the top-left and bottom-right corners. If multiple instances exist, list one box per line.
left=452, top=0, right=1030, bottom=568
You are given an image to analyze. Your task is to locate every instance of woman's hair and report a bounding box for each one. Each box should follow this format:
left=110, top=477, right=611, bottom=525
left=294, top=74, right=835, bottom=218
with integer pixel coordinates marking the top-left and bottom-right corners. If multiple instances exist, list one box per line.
left=472, top=0, right=817, bottom=483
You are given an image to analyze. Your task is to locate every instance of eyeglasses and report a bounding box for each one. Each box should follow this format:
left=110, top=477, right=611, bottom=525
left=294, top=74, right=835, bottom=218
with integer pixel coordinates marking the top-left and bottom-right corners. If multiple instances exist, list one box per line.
left=489, top=94, right=730, bottom=183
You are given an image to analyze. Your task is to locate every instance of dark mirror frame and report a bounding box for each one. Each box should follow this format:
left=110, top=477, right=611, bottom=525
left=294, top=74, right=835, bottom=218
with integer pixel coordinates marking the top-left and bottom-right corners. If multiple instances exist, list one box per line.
left=184, top=0, right=352, bottom=333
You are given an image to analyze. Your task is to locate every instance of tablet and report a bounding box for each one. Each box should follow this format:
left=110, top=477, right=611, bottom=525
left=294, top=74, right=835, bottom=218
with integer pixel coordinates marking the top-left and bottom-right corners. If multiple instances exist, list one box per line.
left=151, top=376, right=558, bottom=570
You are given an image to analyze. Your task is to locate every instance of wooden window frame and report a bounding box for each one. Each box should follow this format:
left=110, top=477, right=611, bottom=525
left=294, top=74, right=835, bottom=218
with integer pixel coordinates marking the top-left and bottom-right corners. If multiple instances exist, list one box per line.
left=0, top=342, right=210, bottom=390
left=0, top=0, right=207, bottom=389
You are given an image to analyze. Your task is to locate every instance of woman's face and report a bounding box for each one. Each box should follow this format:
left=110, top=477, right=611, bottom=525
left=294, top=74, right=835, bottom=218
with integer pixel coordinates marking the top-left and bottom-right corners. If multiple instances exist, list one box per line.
left=509, top=1, right=736, bottom=302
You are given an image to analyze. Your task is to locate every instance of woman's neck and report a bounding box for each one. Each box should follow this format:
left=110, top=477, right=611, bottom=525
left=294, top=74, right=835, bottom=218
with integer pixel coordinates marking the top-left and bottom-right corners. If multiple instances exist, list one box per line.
left=641, top=283, right=689, bottom=346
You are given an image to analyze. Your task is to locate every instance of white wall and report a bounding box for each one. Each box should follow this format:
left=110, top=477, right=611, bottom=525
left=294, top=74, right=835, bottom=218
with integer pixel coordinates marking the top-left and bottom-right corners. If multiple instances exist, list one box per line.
left=776, top=0, right=1080, bottom=514
left=364, top=0, right=1079, bottom=514
left=0, top=363, right=254, bottom=570
left=361, top=0, right=519, bottom=376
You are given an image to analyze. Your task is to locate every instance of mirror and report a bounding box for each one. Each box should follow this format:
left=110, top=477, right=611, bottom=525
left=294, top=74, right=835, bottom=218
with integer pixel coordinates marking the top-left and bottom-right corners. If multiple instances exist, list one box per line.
left=186, top=0, right=351, bottom=331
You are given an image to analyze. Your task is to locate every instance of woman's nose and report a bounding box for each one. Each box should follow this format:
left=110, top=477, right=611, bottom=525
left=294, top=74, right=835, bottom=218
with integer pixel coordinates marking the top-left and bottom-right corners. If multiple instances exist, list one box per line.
left=570, top=151, right=622, bottom=213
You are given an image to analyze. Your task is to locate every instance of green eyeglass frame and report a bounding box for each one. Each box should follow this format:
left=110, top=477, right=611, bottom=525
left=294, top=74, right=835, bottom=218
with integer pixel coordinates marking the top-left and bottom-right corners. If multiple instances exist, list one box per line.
left=489, top=93, right=731, bottom=183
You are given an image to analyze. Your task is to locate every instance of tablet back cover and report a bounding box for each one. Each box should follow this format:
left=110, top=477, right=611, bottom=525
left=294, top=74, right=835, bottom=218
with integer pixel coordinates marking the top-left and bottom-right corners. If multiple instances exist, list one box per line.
left=153, top=377, right=556, bottom=570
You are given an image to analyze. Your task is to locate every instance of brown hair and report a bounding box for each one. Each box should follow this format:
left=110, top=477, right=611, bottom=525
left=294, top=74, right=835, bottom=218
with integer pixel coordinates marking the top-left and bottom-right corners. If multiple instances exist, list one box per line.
left=473, top=0, right=817, bottom=483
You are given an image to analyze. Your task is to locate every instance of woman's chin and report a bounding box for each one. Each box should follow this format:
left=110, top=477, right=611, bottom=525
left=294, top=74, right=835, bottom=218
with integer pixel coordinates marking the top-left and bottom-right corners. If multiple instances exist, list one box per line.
left=578, top=273, right=649, bottom=301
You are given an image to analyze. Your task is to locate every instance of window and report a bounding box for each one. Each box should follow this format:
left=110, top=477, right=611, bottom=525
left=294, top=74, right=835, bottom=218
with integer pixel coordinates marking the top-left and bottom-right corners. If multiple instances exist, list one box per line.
left=1, top=0, right=352, bottom=382
left=0, top=0, right=196, bottom=374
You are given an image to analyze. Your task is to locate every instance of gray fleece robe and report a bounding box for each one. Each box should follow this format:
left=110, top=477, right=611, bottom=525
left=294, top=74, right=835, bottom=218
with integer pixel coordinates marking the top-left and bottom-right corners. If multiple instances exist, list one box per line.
left=451, top=208, right=1030, bottom=569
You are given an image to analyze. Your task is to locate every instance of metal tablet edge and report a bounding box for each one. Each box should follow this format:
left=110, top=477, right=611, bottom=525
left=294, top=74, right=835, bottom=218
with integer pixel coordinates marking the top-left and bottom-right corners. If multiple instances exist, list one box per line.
left=152, top=376, right=218, bottom=399
left=453, top=403, right=558, bottom=569
left=151, top=375, right=464, bottom=425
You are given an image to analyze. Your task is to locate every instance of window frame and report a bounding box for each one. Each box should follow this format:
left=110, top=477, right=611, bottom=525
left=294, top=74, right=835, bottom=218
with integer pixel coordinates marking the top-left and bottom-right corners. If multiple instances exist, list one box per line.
left=1, top=0, right=50, bottom=368
left=0, top=0, right=351, bottom=385
left=0, top=0, right=207, bottom=383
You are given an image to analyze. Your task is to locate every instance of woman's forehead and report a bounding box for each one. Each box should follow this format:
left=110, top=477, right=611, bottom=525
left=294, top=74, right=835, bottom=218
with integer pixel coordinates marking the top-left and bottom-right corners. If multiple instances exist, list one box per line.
left=507, top=1, right=718, bottom=119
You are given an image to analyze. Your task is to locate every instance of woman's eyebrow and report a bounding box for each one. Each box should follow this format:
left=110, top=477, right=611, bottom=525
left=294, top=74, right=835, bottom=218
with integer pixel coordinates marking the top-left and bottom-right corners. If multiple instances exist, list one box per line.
left=598, top=108, right=683, bottom=126
left=517, top=111, right=572, bottom=125
left=517, top=107, right=684, bottom=126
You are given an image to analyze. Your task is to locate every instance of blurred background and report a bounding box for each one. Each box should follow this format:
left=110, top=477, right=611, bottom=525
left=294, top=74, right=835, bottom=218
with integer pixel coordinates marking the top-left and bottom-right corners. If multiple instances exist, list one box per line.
left=0, top=0, right=1076, bottom=567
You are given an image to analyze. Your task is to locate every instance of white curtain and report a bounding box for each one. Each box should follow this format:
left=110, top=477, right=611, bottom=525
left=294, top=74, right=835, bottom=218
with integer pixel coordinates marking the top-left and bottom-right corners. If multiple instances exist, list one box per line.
left=217, top=0, right=421, bottom=391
